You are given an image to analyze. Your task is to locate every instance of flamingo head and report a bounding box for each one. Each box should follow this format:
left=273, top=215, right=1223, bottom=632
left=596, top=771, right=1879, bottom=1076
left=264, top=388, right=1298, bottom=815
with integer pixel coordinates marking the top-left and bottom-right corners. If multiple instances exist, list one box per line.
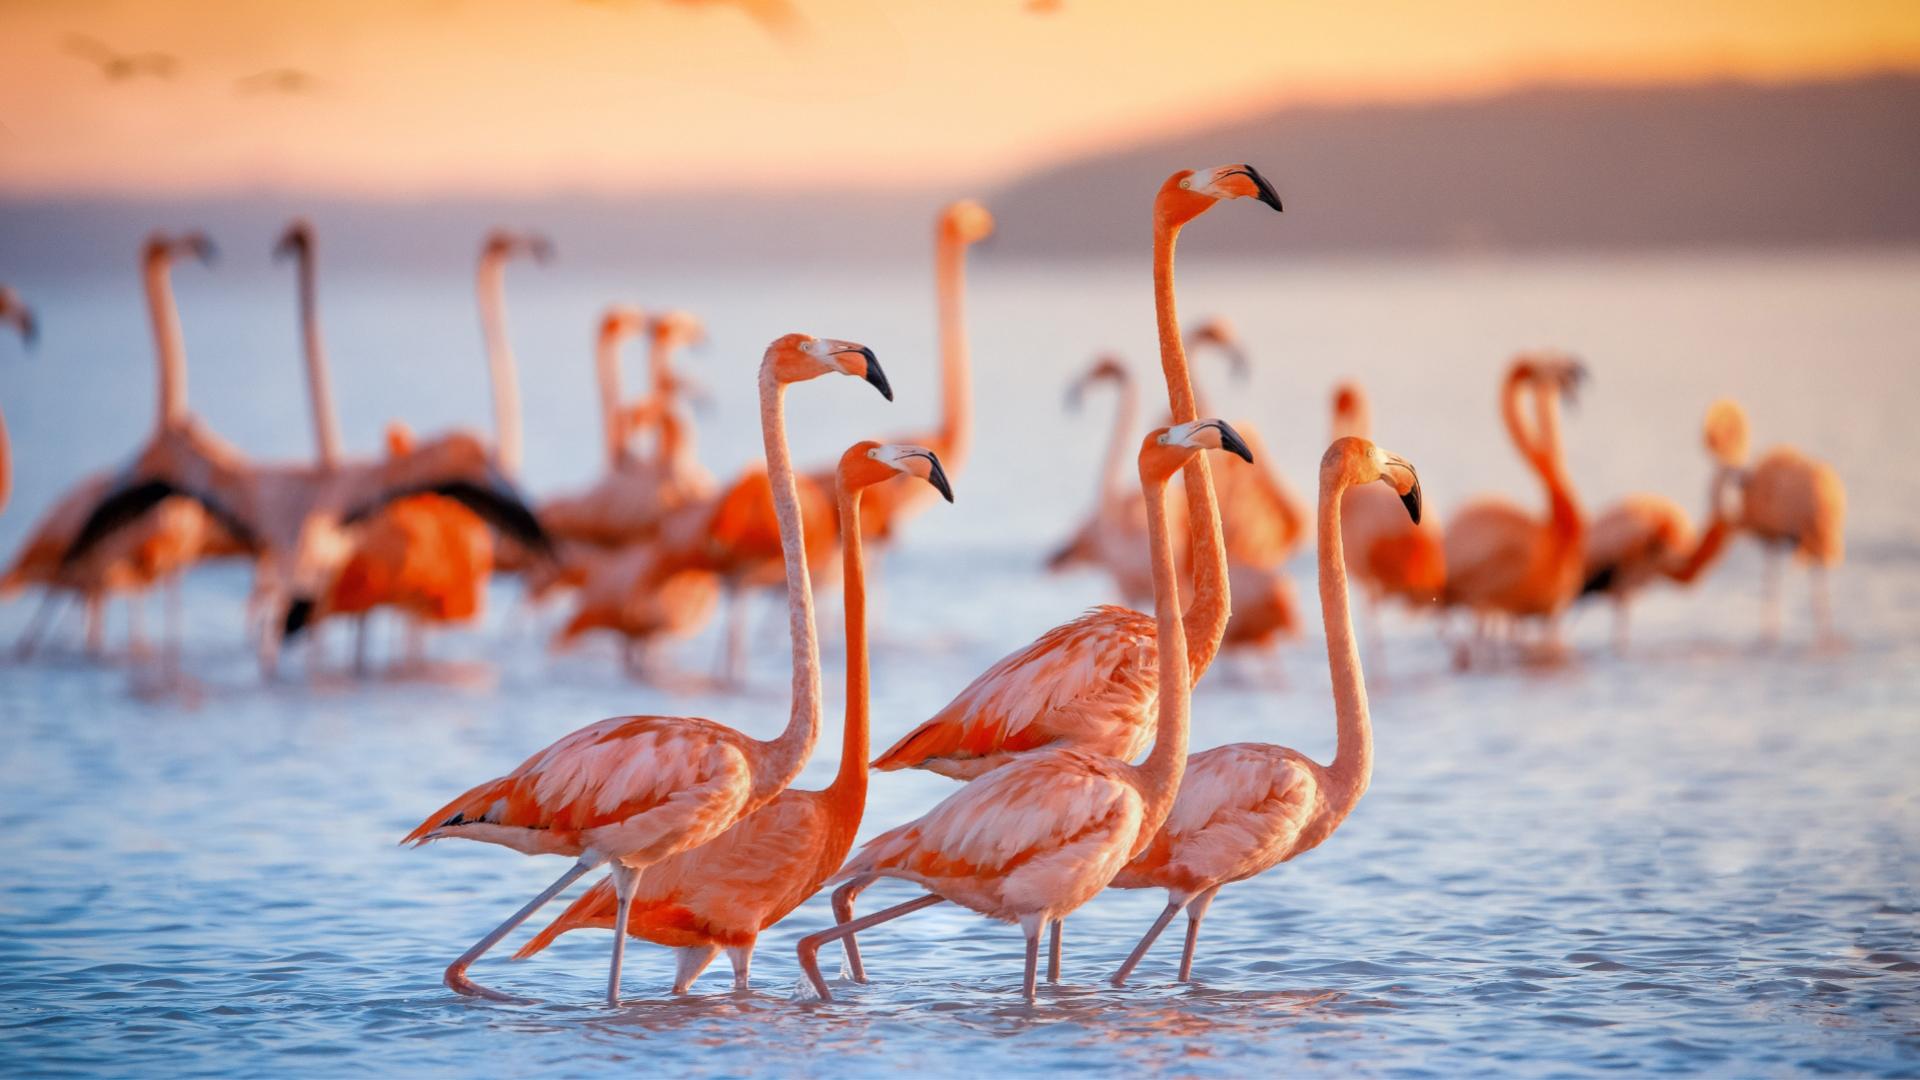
left=1703, top=398, right=1751, bottom=468
left=144, top=230, right=217, bottom=271
left=0, top=286, right=35, bottom=350
left=1331, top=380, right=1371, bottom=440
left=598, top=305, right=648, bottom=342
left=1157, top=163, right=1283, bottom=227
left=1066, top=352, right=1129, bottom=410
left=649, top=309, right=707, bottom=352
left=481, top=229, right=555, bottom=266
left=1512, top=351, right=1588, bottom=405
left=1141, top=417, right=1254, bottom=481
left=273, top=219, right=314, bottom=262
left=1187, top=315, right=1250, bottom=379
left=384, top=421, right=416, bottom=459
left=1326, top=436, right=1423, bottom=525
left=841, top=441, right=953, bottom=501
left=939, top=199, right=996, bottom=246
left=764, top=333, right=891, bottom=400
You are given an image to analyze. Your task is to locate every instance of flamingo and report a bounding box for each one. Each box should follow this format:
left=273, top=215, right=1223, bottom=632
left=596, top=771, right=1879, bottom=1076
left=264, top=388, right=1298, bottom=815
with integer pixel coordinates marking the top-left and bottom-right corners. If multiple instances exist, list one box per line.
left=1327, top=381, right=1445, bottom=668
left=870, top=164, right=1282, bottom=781
left=1109, top=436, right=1420, bottom=985
left=796, top=419, right=1251, bottom=1003
left=513, top=440, right=952, bottom=992
left=1045, top=354, right=1164, bottom=603
left=401, top=333, right=890, bottom=1005
left=0, top=285, right=37, bottom=516
left=1578, top=494, right=1716, bottom=652
left=3, top=233, right=243, bottom=659
left=1695, top=398, right=1845, bottom=643
left=1441, top=354, right=1586, bottom=666
left=835, top=200, right=992, bottom=547
left=1185, top=315, right=1308, bottom=571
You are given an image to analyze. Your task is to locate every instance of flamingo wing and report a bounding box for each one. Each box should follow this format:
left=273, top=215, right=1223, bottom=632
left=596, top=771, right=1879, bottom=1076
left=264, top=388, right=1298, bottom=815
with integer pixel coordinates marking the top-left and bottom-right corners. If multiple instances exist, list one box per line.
left=871, top=605, right=1157, bottom=777
left=1118, top=743, right=1318, bottom=892
left=403, top=715, right=758, bottom=861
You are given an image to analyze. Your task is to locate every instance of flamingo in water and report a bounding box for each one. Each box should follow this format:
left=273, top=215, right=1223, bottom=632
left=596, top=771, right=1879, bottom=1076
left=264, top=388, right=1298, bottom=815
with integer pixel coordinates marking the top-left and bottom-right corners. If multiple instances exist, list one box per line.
left=1110, top=435, right=1421, bottom=985
left=870, top=164, right=1282, bottom=782
left=1328, top=381, right=1445, bottom=670
left=401, top=333, right=891, bottom=1005
left=1441, top=354, right=1586, bottom=667
left=0, top=285, right=37, bottom=516
left=512, top=440, right=952, bottom=992
left=797, top=419, right=1252, bottom=1003
left=1694, top=398, right=1845, bottom=643
left=1045, top=354, right=1164, bottom=604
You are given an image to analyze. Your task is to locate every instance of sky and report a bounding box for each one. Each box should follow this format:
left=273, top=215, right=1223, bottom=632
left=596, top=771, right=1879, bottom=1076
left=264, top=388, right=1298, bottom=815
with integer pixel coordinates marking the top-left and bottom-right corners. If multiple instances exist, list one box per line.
left=1, top=0, right=1917, bottom=197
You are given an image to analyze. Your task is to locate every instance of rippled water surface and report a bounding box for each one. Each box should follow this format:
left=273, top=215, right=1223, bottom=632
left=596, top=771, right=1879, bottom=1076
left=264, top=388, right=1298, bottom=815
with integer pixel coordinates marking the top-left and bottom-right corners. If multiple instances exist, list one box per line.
left=2, top=251, right=1917, bottom=1076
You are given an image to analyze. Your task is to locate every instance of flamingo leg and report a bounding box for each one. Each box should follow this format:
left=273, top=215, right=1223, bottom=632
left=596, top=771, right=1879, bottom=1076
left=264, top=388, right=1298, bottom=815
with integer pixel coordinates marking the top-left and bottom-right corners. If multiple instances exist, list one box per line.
left=1021, top=916, right=1041, bottom=1003
left=830, top=879, right=869, bottom=982
left=1110, top=898, right=1185, bottom=987
left=1047, top=918, right=1063, bottom=984
left=13, top=587, right=66, bottom=659
left=1177, top=886, right=1221, bottom=982
left=671, top=944, right=720, bottom=994
left=1811, top=564, right=1835, bottom=645
left=445, top=857, right=599, bottom=1004
left=1611, top=597, right=1630, bottom=655
left=84, top=593, right=105, bottom=658
left=716, top=585, right=746, bottom=683
left=726, top=944, right=753, bottom=991
left=606, top=862, right=638, bottom=1006
left=796, top=893, right=945, bottom=1001
left=1761, top=547, right=1782, bottom=643
left=353, top=615, right=370, bottom=677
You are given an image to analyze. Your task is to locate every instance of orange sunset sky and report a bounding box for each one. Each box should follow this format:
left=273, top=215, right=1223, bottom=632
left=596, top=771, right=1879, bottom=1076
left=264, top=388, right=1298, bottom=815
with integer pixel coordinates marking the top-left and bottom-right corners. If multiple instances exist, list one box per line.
left=2, top=0, right=1917, bottom=197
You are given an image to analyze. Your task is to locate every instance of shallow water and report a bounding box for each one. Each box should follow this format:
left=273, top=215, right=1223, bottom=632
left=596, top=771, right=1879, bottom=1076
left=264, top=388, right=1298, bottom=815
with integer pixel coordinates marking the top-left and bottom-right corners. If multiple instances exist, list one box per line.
left=2, top=251, right=1917, bottom=1077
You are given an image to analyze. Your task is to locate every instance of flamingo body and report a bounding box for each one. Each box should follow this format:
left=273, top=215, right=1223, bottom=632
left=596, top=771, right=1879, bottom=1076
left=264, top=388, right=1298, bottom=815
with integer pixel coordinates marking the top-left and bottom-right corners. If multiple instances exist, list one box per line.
left=1742, top=448, right=1844, bottom=564
left=1112, top=742, right=1324, bottom=898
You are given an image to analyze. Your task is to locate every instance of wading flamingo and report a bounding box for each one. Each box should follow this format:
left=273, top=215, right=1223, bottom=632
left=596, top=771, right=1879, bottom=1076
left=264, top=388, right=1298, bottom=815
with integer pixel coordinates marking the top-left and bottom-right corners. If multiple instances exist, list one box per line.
left=1186, top=315, right=1307, bottom=570
left=1695, top=398, right=1845, bottom=643
left=1441, top=354, right=1586, bottom=666
left=3, top=233, right=244, bottom=659
left=870, top=164, right=1282, bottom=780
left=796, top=419, right=1251, bottom=1003
left=1328, top=381, right=1445, bottom=668
left=514, top=441, right=952, bottom=992
left=1109, top=436, right=1420, bottom=985
left=1045, top=355, right=1165, bottom=603
left=0, top=285, right=37, bottom=515
left=1578, top=492, right=1730, bottom=652
left=401, top=333, right=891, bottom=1006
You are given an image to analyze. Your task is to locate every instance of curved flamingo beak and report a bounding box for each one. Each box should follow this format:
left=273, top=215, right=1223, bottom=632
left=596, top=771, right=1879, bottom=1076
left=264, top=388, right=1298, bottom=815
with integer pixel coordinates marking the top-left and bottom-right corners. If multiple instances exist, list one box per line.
left=921, top=451, right=954, bottom=503
left=836, top=345, right=890, bottom=401
left=1385, top=454, right=1422, bottom=524
left=282, top=597, right=316, bottom=639
left=1221, top=165, right=1284, bottom=212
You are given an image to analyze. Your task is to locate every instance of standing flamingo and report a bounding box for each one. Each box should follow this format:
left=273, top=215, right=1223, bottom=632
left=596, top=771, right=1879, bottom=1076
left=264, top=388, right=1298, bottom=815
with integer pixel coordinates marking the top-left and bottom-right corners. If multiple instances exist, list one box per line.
left=1695, top=398, right=1845, bottom=643
left=870, top=164, right=1282, bottom=780
left=796, top=419, right=1251, bottom=1003
left=3, top=233, right=245, bottom=659
left=1441, top=354, right=1586, bottom=666
left=0, top=285, right=37, bottom=516
left=1109, top=436, right=1420, bottom=985
left=1185, top=315, right=1308, bottom=570
left=1328, top=381, right=1445, bottom=668
left=1045, top=354, right=1164, bottom=603
left=401, top=333, right=890, bottom=1005
left=513, top=440, right=952, bottom=992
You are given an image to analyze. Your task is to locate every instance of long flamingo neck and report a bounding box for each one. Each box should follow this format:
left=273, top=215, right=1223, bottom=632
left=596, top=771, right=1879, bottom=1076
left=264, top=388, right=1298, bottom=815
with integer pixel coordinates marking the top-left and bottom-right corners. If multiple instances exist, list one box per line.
left=1317, top=463, right=1372, bottom=814
left=935, top=232, right=972, bottom=468
left=1499, top=372, right=1537, bottom=472
left=595, top=323, right=633, bottom=470
left=1153, top=218, right=1229, bottom=679
left=1669, top=467, right=1737, bottom=584
left=294, top=244, right=342, bottom=469
left=758, top=367, right=821, bottom=788
left=828, top=483, right=870, bottom=803
left=144, top=254, right=188, bottom=432
left=1135, top=465, right=1191, bottom=836
left=1532, top=384, right=1581, bottom=543
left=477, top=256, right=523, bottom=474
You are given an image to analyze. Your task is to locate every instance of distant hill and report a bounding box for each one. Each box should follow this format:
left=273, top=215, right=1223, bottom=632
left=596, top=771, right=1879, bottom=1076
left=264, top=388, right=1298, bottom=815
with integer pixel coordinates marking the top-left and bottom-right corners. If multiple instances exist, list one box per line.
left=988, top=74, right=1920, bottom=256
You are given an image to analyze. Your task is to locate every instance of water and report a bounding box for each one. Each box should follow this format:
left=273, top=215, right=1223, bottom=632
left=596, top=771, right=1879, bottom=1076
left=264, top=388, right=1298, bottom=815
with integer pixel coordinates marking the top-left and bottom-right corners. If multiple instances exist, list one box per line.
left=2, top=250, right=1917, bottom=1077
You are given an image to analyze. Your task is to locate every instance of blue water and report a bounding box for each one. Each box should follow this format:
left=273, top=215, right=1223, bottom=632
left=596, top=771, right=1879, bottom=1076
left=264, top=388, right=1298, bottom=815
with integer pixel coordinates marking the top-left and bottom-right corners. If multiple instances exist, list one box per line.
left=1, top=250, right=1917, bottom=1077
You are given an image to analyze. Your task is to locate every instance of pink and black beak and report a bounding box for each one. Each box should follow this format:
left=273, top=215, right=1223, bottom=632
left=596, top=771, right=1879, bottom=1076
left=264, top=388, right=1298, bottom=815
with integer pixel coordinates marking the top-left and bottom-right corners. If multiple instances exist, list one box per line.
left=1225, top=165, right=1284, bottom=212
left=838, top=345, right=891, bottom=401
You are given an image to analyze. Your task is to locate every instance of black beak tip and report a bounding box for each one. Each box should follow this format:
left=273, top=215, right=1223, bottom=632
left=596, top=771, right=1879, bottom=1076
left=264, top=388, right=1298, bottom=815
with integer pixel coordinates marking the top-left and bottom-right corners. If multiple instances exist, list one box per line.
left=1400, top=479, right=1423, bottom=525
left=1245, top=165, right=1284, bottom=212
left=926, top=454, right=955, bottom=503
left=282, top=598, right=315, bottom=640
left=860, top=351, right=893, bottom=401
left=1217, top=421, right=1255, bottom=464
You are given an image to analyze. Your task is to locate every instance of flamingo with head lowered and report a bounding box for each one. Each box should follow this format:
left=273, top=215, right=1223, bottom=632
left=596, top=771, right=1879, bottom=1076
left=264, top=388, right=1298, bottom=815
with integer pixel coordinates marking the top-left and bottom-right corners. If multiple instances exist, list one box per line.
left=1110, top=435, right=1420, bottom=986
left=401, top=333, right=891, bottom=1006
left=0, top=285, right=38, bottom=516
left=512, top=440, right=951, bottom=993
left=797, top=419, right=1251, bottom=1003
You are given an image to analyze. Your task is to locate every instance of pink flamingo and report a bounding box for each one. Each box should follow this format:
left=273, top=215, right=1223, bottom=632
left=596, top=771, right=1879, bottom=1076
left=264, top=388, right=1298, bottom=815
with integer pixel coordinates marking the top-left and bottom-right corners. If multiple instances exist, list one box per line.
left=1109, top=435, right=1420, bottom=985
left=796, top=418, right=1252, bottom=1003
left=512, top=440, right=951, bottom=992
left=1045, top=354, right=1164, bottom=603
left=0, top=285, right=36, bottom=516
left=1328, top=381, right=1445, bottom=669
left=401, top=333, right=890, bottom=1006
left=870, top=164, right=1282, bottom=781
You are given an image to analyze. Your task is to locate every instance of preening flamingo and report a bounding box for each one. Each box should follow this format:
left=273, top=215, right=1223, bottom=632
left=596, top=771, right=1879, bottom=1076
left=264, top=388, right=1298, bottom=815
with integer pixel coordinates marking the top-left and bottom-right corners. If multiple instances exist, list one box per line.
left=3, top=233, right=243, bottom=659
left=1578, top=491, right=1731, bottom=652
left=1328, top=381, right=1445, bottom=667
left=514, top=441, right=952, bottom=993
left=401, top=333, right=890, bottom=1005
left=0, top=285, right=37, bottom=516
left=871, top=164, right=1282, bottom=780
left=797, top=419, right=1251, bottom=1003
left=1109, top=436, right=1420, bottom=985
left=1695, top=398, right=1845, bottom=643
left=1441, top=354, right=1586, bottom=666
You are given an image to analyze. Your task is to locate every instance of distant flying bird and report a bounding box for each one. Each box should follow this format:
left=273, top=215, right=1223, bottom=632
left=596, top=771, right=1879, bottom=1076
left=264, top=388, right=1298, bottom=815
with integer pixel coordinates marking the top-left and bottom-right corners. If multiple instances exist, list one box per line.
left=235, top=69, right=317, bottom=96
left=63, top=35, right=178, bottom=81
left=1026, top=0, right=1064, bottom=13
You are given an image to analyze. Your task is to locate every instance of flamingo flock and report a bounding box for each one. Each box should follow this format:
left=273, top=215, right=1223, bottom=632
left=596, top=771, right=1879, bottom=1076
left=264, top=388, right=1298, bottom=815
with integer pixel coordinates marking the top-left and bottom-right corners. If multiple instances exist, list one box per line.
left=0, top=159, right=1848, bottom=1008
